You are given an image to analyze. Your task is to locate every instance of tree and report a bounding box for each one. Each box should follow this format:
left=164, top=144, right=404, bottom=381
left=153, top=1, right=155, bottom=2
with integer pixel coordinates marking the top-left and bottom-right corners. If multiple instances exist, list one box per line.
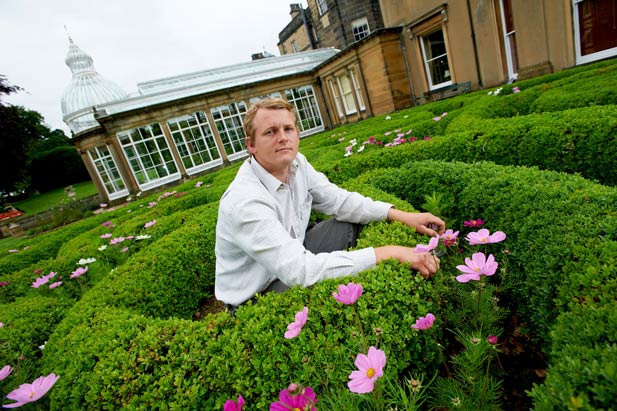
left=0, top=76, right=89, bottom=198
left=0, top=76, right=45, bottom=196
left=28, top=131, right=90, bottom=193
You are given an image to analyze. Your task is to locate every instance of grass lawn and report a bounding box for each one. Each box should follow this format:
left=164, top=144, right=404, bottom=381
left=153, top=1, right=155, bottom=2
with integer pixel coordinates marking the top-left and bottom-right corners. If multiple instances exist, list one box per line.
left=12, top=181, right=98, bottom=215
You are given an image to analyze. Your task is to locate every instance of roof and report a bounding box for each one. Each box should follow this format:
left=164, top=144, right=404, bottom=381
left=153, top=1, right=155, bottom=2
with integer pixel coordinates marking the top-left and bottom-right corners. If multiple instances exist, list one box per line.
left=97, top=48, right=340, bottom=117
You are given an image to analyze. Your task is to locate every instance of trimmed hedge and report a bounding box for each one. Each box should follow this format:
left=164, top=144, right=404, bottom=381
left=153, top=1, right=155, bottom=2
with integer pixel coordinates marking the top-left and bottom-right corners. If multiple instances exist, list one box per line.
left=1, top=55, right=616, bottom=410
left=316, top=105, right=617, bottom=187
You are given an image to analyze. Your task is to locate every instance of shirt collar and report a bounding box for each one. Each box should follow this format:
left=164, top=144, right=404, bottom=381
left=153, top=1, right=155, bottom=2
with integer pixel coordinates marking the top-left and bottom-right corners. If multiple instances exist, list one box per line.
left=249, top=156, right=299, bottom=194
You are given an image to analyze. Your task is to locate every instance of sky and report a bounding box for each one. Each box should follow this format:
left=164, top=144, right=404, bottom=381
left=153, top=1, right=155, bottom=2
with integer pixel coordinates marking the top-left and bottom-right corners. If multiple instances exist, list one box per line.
left=1, top=0, right=306, bottom=135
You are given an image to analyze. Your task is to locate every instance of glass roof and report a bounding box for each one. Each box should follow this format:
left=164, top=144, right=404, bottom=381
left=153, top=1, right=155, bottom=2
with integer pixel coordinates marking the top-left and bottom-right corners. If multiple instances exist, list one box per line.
left=98, top=48, right=339, bottom=116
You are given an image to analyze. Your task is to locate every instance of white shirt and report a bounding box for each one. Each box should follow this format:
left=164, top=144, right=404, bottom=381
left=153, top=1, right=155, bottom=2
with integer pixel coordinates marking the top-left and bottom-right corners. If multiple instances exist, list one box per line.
left=215, top=153, right=392, bottom=306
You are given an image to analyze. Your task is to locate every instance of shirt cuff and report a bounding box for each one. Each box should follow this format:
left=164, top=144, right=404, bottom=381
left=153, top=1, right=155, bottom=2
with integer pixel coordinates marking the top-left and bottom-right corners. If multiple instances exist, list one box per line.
left=374, top=201, right=394, bottom=220
left=349, top=247, right=377, bottom=273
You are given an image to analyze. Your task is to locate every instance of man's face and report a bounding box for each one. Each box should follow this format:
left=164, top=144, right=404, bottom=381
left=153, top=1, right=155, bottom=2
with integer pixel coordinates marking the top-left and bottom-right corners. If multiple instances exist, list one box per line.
left=246, top=108, right=299, bottom=181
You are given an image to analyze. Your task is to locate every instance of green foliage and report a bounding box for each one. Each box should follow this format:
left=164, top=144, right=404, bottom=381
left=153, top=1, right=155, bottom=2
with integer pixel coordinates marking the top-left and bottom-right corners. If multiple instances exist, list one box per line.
left=529, top=303, right=617, bottom=410
left=0, top=295, right=73, bottom=367
left=1, top=57, right=617, bottom=410
left=29, top=146, right=90, bottom=192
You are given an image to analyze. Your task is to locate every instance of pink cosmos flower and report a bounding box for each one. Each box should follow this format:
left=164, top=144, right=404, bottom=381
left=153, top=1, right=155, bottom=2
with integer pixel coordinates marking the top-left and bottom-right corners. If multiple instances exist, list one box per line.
left=100, top=233, right=112, bottom=239
left=0, top=322, right=3, bottom=328
left=348, top=346, right=386, bottom=394
left=70, top=266, right=89, bottom=279
left=433, top=116, right=442, bottom=121
left=109, top=236, right=125, bottom=245
left=102, top=221, right=113, bottom=227
left=270, top=385, right=317, bottom=411
left=120, top=247, right=129, bottom=253
left=466, top=229, right=507, bottom=245
left=440, top=229, right=460, bottom=246
left=144, top=220, right=157, bottom=229
left=49, top=281, right=62, bottom=289
left=195, top=181, right=203, bottom=188
left=464, top=219, right=484, bottom=227
left=0, top=281, right=9, bottom=287
left=148, top=201, right=157, bottom=208
left=411, top=313, right=436, bottom=330
left=32, top=276, right=50, bottom=289
left=423, top=136, right=431, bottom=140
left=409, top=137, right=417, bottom=142
left=455, top=252, right=498, bottom=283
left=3, top=373, right=59, bottom=408
left=488, top=335, right=498, bottom=345
left=8, top=250, right=18, bottom=253
left=284, top=306, right=308, bottom=339
left=100, top=203, right=107, bottom=208
left=513, top=86, right=520, bottom=93
left=224, top=395, right=244, bottom=411
left=33, top=269, right=42, bottom=275
left=333, top=282, right=363, bottom=305
left=0, top=365, right=12, bottom=381
left=413, top=236, right=439, bottom=253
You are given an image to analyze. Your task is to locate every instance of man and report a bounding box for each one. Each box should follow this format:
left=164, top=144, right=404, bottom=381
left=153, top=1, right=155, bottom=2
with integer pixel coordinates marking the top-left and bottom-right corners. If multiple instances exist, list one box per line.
left=215, top=98, right=444, bottom=309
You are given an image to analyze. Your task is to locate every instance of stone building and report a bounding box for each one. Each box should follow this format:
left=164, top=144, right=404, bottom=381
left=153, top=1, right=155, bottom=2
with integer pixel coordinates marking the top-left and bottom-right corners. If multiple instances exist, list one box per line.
left=63, top=0, right=616, bottom=202
left=378, top=0, right=607, bottom=100
left=278, top=0, right=385, bottom=54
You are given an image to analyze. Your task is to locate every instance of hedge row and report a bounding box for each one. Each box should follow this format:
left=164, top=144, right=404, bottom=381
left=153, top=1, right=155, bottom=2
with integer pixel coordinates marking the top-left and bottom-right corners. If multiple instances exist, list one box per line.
left=314, top=104, right=617, bottom=187
left=365, top=160, right=617, bottom=409
left=38, top=184, right=443, bottom=409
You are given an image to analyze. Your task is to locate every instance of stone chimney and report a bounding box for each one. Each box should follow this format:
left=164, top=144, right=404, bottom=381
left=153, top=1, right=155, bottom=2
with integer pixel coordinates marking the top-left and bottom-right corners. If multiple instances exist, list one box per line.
left=290, top=3, right=302, bottom=18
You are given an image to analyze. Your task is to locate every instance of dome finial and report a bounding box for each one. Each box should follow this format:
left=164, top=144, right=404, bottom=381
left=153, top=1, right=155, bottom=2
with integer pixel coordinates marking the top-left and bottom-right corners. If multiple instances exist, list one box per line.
left=64, top=25, right=73, bottom=43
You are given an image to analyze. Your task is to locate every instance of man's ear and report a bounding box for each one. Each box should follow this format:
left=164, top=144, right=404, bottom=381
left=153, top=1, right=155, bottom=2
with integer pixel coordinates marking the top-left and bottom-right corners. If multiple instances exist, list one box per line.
left=245, top=136, right=256, bottom=155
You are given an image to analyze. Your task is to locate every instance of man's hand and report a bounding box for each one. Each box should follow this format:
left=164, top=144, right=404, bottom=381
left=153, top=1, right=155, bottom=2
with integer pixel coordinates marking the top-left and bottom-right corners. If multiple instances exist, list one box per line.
left=387, top=209, right=446, bottom=237
left=375, top=246, right=440, bottom=279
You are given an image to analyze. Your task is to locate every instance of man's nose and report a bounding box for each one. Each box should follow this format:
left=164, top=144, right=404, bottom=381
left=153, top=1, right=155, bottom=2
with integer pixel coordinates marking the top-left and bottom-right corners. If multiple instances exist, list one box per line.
left=276, top=129, right=288, bottom=142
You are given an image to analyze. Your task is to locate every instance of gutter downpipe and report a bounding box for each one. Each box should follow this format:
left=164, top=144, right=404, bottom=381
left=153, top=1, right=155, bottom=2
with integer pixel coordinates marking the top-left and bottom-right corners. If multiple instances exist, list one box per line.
left=399, top=27, right=418, bottom=106
left=466, top=0, right=484, bottom=87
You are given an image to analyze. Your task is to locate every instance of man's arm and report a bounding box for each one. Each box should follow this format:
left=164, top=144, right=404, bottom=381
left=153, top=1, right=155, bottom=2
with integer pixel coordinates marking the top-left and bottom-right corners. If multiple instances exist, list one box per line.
left=387, top=208, right=446, bottom=237
left=374, top=246, right=440, bottom=279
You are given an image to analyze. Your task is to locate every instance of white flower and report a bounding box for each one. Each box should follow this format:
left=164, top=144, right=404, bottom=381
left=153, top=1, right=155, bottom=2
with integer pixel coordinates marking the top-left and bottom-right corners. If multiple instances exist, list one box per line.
left=39, top=341, right=47, bottom=351
left=344, top=151, right=353, bottom=157
left=357, top=145, right=365, bottom=153
left=385, top=115, right=391, bottom=120
left=349, top=138, right=358, bottom=146
left=98, top=245, right=108, bottom=251
left=135, top=234, right=151, bottom=240
left=77, top=258, right=96, bottom=265
left=136, top=191, right=142, bottom=197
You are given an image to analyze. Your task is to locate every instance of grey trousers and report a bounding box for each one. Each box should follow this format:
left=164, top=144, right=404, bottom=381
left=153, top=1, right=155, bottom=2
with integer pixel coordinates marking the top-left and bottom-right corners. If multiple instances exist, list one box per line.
left=264, top=219, right=362, bottom=293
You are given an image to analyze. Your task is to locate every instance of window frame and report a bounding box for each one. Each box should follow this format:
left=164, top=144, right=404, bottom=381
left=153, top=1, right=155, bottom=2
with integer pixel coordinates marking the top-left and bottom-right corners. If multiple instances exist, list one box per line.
left=419, top=28, right=453, bottom=90
left=210, top=101, right=248, bottom=161
left=166, top=111, right=223, bottom=175
left=316, top=0, right=328, bottom=15
left=285, top=85, right=324, bottom=137
left=88, top=145, right=129, bottom=200
left=328, top=78, right=344, bottom=118
left=336, top=73, right=357, bottom=115
left=117, top=123, right=181, bottom=191
left=351, top=17, right=370, bottom=42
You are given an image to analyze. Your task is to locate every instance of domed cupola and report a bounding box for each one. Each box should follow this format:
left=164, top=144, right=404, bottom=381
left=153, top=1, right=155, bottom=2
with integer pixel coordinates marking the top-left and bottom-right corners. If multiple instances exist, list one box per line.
left=61, top=36, right=128, bottom=135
